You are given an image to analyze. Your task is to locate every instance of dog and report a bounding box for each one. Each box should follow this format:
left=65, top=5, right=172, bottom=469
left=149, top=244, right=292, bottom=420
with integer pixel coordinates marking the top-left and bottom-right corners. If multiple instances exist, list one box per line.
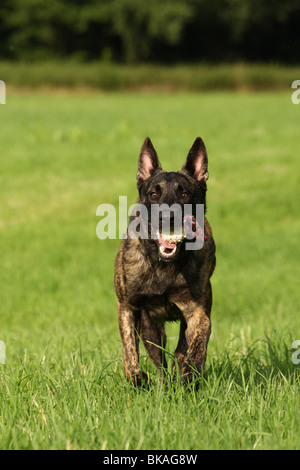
left=114, top=137, right=216, bottom=385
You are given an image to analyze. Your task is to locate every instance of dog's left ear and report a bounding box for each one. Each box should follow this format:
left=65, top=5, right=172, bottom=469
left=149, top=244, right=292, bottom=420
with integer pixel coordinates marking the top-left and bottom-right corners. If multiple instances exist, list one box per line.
left=137, top=137, right=162, bottom=188
left=182, top=137, right=209, bottom=182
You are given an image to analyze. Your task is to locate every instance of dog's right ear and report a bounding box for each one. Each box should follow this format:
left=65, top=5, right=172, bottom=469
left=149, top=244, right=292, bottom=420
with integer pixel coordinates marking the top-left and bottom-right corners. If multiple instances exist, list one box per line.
left=137, top=137, right=162, bottom=189
left=182, top=137, right=209, bottom=183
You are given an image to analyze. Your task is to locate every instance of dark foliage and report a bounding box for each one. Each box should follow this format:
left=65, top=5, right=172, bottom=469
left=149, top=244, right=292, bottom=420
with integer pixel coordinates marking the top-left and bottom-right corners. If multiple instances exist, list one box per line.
left=0, top=0, right=299, bottom=63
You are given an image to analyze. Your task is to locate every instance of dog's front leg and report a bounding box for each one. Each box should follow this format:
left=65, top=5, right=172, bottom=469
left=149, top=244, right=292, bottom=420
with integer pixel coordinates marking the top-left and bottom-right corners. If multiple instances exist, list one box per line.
left=183, top=307, right=211, bottom=382
left=117, top=301, right=148, bottom=386
left=174, top=300, right=211, bottom=383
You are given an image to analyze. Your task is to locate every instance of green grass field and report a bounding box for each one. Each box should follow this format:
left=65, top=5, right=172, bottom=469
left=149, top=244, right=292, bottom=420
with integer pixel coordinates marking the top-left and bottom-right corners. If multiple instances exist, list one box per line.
left=0, top=90, right=300, bottom=450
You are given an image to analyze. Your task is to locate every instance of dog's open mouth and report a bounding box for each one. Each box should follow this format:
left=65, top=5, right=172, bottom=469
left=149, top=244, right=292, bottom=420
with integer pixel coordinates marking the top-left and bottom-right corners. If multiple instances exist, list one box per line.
left=150, top=224, right=185, bottom=260
left=148, top=214, right=204, bottom=261
left=157, top=232, right=184, bottom=260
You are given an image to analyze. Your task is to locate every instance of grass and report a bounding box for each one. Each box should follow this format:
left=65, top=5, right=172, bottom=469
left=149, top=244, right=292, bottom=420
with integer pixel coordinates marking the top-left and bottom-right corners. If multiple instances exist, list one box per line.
left=1, top=61, right=300, bottom=91
left=0, top=90, right=300, bottom=450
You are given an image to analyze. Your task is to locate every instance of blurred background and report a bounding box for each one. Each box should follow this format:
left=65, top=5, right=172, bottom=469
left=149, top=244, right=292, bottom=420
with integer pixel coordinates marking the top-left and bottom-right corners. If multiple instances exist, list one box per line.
left=1, top=0, right=300, bottom=90
left=1, top=0, right=300, bottom=64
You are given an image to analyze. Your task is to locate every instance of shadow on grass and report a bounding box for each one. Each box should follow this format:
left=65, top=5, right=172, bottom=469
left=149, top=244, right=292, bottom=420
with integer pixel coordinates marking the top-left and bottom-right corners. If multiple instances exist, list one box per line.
left=204, top=332, right=300, bottom=393
left=144, top=331, right=299, bottom=393
left=94, top=331, right=299, bottom=397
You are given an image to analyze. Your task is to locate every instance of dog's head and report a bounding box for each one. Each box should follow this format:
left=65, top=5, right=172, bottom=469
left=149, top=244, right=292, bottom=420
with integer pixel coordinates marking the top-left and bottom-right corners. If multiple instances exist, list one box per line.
left=136, top=137, right=209, bottom=261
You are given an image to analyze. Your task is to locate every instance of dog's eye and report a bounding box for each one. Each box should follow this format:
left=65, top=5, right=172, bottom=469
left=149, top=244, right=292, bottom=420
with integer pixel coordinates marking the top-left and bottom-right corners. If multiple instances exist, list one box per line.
left=150, top=191, right=158, bottom=199
left=182, top=191, right=189, bottom=198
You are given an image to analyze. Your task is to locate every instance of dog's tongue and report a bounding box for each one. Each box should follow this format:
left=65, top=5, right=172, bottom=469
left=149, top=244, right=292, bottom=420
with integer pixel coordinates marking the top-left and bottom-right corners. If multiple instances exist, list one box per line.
left=159, top=234, right=177, bottom=249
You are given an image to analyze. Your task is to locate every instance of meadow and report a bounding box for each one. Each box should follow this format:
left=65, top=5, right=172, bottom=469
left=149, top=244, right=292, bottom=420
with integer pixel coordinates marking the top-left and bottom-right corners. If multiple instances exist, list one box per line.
left=2, top=61, right=300, bottom=91
left=0, top=90, right=300, bottom=450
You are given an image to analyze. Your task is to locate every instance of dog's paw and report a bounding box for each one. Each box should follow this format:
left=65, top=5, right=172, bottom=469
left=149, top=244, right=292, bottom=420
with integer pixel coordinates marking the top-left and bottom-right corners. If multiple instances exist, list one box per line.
left=179, top=362, right=204, bottom=388
left=125, top=370, right=151, bottom=387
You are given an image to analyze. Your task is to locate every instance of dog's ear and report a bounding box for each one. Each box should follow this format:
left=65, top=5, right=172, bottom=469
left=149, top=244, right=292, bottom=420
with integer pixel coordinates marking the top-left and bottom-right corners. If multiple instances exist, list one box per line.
left=137, top=137, right=162, bottom=188
left=182, top=137, right=208, bottom=182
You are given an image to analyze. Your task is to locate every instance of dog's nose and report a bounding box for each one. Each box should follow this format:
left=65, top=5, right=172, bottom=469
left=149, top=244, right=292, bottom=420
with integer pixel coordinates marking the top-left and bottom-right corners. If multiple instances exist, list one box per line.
left=159, top=211, right=174, bottom=224
left=159, top=211, right=175, bottom=234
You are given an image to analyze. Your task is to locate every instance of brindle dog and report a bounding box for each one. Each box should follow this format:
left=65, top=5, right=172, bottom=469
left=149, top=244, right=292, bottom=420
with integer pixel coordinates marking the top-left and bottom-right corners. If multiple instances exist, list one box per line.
left=114, top=137, right=216, bottom=385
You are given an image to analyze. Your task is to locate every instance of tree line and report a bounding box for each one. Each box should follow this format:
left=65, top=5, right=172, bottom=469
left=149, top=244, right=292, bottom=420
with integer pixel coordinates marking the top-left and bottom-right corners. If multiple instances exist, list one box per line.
left=0, top=0, right=299, bottom=64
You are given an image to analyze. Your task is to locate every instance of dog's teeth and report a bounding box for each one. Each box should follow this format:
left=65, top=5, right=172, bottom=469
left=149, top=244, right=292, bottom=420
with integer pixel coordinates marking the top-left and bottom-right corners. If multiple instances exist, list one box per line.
left=160, top=233, right=185, bottom=243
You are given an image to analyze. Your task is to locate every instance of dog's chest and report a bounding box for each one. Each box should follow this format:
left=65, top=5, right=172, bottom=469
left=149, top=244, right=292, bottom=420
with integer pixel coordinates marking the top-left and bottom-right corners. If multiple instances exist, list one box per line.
left=134, top=261, right=182, bottom=295
left=127, top=263, right=186, bottom=321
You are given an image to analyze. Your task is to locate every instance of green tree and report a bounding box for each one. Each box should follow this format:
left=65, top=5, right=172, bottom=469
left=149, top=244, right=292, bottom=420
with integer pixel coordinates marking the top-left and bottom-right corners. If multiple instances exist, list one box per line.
left=1, top=0, right=300, bottom=63
left=101, top=0, right=194, bottom=63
